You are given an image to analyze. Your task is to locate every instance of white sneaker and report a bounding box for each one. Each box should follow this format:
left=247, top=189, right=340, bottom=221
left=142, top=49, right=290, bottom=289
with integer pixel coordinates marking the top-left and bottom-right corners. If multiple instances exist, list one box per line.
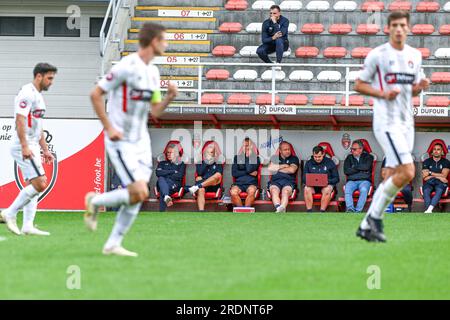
left=188, top=185, right=199, bottom=195
left=102, top=246, right=138, bottom=257
left=164, top=195, right=173, bottom=207
left=0, top=211, right=21, bottom=236
left=84, top=192, right=99, bottom=231
left=275, top=205, right=286, bottom=213
left=22, top=226, right=50, bottom=236
left=424, top=207, right=433, bottom=214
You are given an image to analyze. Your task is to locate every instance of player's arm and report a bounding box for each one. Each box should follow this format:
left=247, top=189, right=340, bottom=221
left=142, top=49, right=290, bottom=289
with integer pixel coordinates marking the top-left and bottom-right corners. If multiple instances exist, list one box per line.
left=279, top=163, right=298, bottom=174
left=39, top=131, right=54, bottom=164
left=90, top=86, right=122, bottom=141
left=431, top=168, right=449, bottom=181
left=151, top=82, right=178, bottom=119
left=15, top=114, right=33, bottom=160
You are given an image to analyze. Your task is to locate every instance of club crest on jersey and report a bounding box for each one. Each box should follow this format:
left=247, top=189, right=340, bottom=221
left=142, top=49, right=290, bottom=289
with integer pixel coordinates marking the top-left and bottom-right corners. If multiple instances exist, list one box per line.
left=385, top=73, right=415, bottom=84
left=106, top=72, right=114, bottom=81
left=408, top=60, right=414, bottom=69
left=19, top=100, right=28, bottom=108
left=130, top=89, right=153, bottom=101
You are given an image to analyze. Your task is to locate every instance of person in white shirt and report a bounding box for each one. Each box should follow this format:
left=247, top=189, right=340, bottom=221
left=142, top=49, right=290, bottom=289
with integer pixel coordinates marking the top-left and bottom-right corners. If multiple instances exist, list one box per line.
left=354, top=11, right=430, bottom=242
left=0, top=63, right=57, bottom=236
left=84, top=23, right=178, bottom=257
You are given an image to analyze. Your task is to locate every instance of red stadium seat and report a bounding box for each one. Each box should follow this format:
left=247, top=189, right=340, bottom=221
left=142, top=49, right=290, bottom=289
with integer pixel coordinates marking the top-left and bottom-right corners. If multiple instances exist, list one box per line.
left=266, top=142, right=299, bottom=201
left=205, top=69, right=230, bottom=80
left=416, top=1, right=440, bottom=12
left=411, top=24, right=435, bottom=35
left=312, top=142, right=339, bottom=202
left=412, top=96, right=420, bottom=107
left=230, top=142, right=262, bottom=200
left=417, top=48, right=431, bottom=59
left=225, top=0, right=248, bottom=10
left=256, top=94, right=281, bottom=105
left=383, top=25, right=389, bottom=34
left=201, top=93, right=224, bottom=104
left=361, top=1, right=384, bottom=11
left=301, top=23, right=324, bottom=34
left=219, top=22, right=243, bottom=33
left=295, top=46, right=320, bottom=58
left=154, top=140, right=186, bottom=199
left=356, top=24, right=380, bottom=35
left=312, top=95, right=336, bottom=105
left=194, top=141, right=224, bottom=200
left=439, top=25, right=450, bottom=35
left=323, top=47, right=347, bottom=58
left=426, top=96, right=450, bottom=107
left=212, top=45, right=236, bottom=57
left=341, top=95, right=365, bottom=106
left=284, top=94, right=308, bottom=105
left=431, top=72, right=450, bottom=84
left=351, top=47, right=373, bottom=58
left=227, top=93, right=252, bottom=105
left=329, top=24, right=352, bottom=35
left=388, top=1, right=412, bottom=11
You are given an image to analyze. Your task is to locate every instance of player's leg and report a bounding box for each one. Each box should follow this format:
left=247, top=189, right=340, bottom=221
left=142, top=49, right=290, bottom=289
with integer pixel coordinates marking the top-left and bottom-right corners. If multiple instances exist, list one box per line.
left=244, top=185, right=257, bottom=207
left=344, top=181, right=358, bottom=212
left=196, top=187, right=206, bottom=211
left=427, top=181, right=446, bottom=213
left=422, top=181, right=433, bottom=211
left=304, top=186, right=315, bottom=212
left=269, top=184, right=281, bottom=211
left=320, top=185, right=333, bottom=212
left=21, top=175, right=50, bottom=235
left=230, top=185, right=243, bottom=207
left=188, top=173, right=221, bottom=195
left=157, top=177, right=172, bottom=212
left=278, top=185, right=292, bottom=213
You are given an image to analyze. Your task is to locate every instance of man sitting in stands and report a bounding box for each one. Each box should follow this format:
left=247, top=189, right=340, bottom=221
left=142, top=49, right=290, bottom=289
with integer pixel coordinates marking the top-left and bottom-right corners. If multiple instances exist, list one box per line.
left=268, top=141, right=299, bottom=213
left=422, top=143, right=450, bottom=213
left=188, top=143, right=223, bottom=212
left=230, top=137, right=260, bottom=208
left=155, top=144, right=186, bottom=212
left=303, top=145, right=339, bottom=213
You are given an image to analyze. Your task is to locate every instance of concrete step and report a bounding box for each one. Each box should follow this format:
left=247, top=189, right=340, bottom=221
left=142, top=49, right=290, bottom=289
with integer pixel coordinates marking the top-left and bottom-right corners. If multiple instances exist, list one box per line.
left=124, top=39, right=211, bottom=53
left=138, top=0, right=225, bottom=6
left=135, top=5, right=221, bottom=18
left=131, top=16, right=216, bottom=29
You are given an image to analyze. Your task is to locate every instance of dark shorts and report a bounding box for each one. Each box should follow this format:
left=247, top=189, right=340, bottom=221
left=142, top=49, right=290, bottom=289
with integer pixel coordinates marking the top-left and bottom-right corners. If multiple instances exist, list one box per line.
left=203, top=184, right=221, bottom=193
left=305, top=185, right=334, bottom=193
left=231, top=183, right=257, bottom=192
left=268, top=179, right=296, bottom=191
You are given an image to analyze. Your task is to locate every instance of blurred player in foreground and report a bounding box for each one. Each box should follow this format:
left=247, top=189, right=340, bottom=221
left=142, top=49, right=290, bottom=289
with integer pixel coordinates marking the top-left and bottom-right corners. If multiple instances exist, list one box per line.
left=84, top=23, right=178, bottom=257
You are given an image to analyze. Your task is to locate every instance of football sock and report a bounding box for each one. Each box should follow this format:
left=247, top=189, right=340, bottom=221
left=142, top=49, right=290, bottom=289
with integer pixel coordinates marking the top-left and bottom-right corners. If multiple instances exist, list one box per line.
left=92, top=188, right=130, bottom=207
left=22, top=195, right=38, bottom=230
left=105, top=202, right=141, bottom=249
left=5, top=184, right=39, bottom=218
left=360, top=181, right=385, bottom=230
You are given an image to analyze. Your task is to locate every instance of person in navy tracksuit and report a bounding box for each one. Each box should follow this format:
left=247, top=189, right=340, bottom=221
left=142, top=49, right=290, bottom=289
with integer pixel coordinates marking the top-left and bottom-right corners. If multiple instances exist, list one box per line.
left=230, top=138, right=261, bottom=207
left=155, top=145, right=186, bottom=212
left=256, top=5, right=290, bottom=64
left=303, top=145, right=340, bottom=212
left=187, top=143, right=223, bottom=211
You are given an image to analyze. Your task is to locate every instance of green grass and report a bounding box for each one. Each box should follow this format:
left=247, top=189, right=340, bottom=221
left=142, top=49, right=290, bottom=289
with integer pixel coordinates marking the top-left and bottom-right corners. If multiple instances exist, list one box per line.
left=0, top=211, right=449, bottom=299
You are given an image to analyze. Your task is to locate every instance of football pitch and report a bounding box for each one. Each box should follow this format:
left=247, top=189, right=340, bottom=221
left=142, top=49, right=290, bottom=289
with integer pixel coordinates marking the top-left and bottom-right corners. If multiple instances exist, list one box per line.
left=0, top=211, right=449, bottom=300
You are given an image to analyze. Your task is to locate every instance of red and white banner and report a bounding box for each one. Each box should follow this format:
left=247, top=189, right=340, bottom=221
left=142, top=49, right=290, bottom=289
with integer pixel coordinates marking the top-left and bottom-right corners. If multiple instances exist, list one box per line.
left=0, top=119, right=105, bottom=210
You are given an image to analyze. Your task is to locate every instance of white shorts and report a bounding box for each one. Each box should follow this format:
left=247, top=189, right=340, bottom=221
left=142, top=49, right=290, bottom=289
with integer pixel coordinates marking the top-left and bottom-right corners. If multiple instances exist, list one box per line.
left=106, top=137, right=153, bottom=186
left=374, top=126, right=414, bottom=168
left=11, top=144, right=45, bottom=181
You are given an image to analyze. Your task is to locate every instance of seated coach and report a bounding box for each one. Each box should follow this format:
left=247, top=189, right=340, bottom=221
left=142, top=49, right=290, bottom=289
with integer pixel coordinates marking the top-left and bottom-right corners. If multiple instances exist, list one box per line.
left=230, top=138, right=261, bottom=208
left=303, top=145, right=339, bottom=213
left=268, top=141, right=299, bottom=213
left=155, top=144, right=186, bottom=212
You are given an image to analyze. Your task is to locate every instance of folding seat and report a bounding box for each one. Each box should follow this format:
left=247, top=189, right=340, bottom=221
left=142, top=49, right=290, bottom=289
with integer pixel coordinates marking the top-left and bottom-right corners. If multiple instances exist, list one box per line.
left=301, top=23, right=324, bottom=34
left=230, top=143, right=262, bottom=199
left=225, top=0, right=249, bottom=10
left=201, top=94, right=224, bottom=104
left=333, top=1, right=357, bottom=11
left=284, top=94, right=308, bottom=105
left=444, top=2, right=450, bottom=12
left=323, top=47, right=347, bottom=58
left=439, top=25, right=450, bottom=35
left=329, top=24, right=352, bottom=35
left=306, top=0, right=330, bottom=11
left=280, top=0, right=303, bottom=10
left=256, top=94, right=281, bottom=105
left=411, top=24, right=435, bottom=35
left=219, top=22, right=242, bottom=33
left=194, top=141, right=224, bottom=200
left=347, top=70, right=361, bottom=82
left=388, top=1, right=412, bottom=11
left=246, top=23, right=262, bottom=33
left=412, top=96, right=420, bottom=107
left=340, top=95, right=365, bottom=106
left=295, top=46, right=320, bottom=58
left=261, top=70, right=286, bottom=81
left=252, top=0, right=275, bottom=10
left=356, top=24, right=380, bottom=35
left=227, top=93, right=252, bottom=105
left=269, top=48, right=292, bottom=58
left=426, top=96, right=450, bottom=107
left=312, top=95, right=336, bottom=105
left=417, top=48, right=431, bottom=59
left=431, top=72, right=450, bottom=84
left=239, top=46, right=258, bottom=57
left=266, top=141, right=299, bottom=201
left=317, top=70, right=342, bottom=82
left=289, top=70, right=314, bottom=82
left=351, top=47, right=372, bottom=58
left=233, top=70, right=258, bottom=81
left=311, top=142, right=339, bottom=203
left=205, top=69, right=230, bottom=80
left=154, top=140, right=186, bottom=200
left=212, top=45, right=236, bottom=57
left=416, top=1, right=440, bottom=12
left=435, top=48, right=450, bottom=59
left=361, top=1, right=384, bottom=11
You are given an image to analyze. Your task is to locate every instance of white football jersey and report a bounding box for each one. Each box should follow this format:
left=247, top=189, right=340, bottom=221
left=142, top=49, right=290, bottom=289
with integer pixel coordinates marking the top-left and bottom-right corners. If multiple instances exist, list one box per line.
left=358, top=42, right=423, bottom=130
left=13, top=83, right=46, bottom=147
left=98, top=53, right=162, bottom=143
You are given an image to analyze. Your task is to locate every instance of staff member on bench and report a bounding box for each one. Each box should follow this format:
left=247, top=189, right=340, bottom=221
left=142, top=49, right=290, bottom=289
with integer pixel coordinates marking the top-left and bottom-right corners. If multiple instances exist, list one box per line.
left=303, top=145, right=339, bottom=213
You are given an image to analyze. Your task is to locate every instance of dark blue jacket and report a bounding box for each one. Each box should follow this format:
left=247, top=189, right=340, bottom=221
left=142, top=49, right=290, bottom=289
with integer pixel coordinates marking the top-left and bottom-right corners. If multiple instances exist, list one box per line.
left=262, top=15, right=289, bottom=44
left=344, top=152, right=373, bottom=182
left=303, top=156, right=339, bottom=186
left=422, top=157, right=450, bottom=184
left=196, top=161, right=223, bottom=180
left=156, top=160, right=186, bottom=186
left=232, top=154, right=260, bottom=186
left=270, top=154, right=299, bottom=184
